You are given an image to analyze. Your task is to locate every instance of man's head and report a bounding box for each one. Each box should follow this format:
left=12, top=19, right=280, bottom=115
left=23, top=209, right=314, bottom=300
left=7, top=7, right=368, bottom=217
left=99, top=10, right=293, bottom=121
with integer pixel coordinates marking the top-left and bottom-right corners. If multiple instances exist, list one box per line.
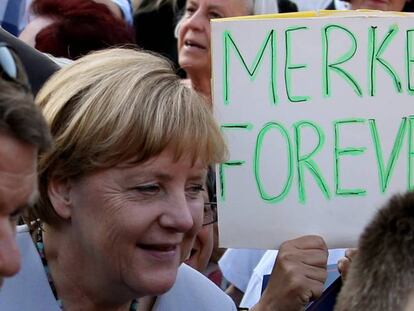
left=335, top=191, right=414, bottom=311
left=0, top=45, right=51, bottom=285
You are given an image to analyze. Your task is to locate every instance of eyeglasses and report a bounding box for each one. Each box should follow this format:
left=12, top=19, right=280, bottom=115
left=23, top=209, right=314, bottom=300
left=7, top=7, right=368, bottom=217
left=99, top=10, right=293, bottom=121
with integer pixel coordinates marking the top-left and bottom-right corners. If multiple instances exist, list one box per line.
left=203, top=202, right=217, bottom=226
left=0, top=43, right=29, bottom=90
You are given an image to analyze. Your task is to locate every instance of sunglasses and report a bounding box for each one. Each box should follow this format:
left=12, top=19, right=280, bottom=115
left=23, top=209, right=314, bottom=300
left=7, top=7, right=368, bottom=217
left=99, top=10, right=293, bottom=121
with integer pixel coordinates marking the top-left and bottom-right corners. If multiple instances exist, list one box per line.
left=0, top=43, right=30, bottom=90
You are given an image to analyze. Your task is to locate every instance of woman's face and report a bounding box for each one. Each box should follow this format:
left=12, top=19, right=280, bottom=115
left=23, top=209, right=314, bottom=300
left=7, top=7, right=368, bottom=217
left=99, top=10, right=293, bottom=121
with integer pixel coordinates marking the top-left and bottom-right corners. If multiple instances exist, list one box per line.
left=350, top=0, right=407, bottom=11
left=184, top=190, right=214, bottom=272
left=65, top=147, right=206, bottom=297
left=177, top=0, right=250, bottom=77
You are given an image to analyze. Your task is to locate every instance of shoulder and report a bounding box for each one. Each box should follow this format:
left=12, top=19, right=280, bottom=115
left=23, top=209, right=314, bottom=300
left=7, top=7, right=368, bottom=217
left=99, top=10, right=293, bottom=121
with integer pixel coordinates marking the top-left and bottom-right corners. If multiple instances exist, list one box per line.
left=153, top=264, right=237, bottom=311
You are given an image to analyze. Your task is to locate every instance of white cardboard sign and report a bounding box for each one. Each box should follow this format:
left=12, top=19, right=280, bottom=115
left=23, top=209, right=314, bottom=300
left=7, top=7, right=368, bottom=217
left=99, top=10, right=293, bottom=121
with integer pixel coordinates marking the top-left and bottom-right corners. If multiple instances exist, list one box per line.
left=212, top=11, right=414, bottom=249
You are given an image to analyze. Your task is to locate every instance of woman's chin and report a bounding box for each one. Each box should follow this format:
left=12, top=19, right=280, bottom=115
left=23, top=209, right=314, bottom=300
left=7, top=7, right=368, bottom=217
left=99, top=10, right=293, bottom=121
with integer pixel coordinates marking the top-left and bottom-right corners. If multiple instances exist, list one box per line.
left=179, top=57, right=208, bottom=77
left=138, top=269, right=178, bottom=296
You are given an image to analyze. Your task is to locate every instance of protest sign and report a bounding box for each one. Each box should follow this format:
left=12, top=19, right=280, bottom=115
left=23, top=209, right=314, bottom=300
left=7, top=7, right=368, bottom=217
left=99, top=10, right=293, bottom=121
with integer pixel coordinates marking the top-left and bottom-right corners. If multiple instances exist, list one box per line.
left=212, top=10, right=414, bottom=249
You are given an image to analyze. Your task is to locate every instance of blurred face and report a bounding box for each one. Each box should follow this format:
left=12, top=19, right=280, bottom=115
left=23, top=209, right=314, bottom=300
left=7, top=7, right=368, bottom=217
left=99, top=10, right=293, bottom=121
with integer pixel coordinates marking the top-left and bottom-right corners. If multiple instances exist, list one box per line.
left=350, top=0, right=407, bottom=11
left=0, top=133, right=37, bottom=286
left=178, top=0, right=250, bottom=77
left=184, top=190, right=214, bottom=272
left=66, top=147, right=206, bottom=297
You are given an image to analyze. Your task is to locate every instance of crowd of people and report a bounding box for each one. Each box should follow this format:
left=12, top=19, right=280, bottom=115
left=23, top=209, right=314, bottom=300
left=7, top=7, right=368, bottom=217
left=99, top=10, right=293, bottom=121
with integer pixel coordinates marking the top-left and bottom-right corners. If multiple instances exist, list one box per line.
left=0, top=0, right=413, bottom=310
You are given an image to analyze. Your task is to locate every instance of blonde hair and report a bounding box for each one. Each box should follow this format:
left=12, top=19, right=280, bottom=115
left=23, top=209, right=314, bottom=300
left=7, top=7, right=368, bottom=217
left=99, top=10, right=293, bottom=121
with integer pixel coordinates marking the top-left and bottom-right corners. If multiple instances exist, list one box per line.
left=34, top=48, right=227, bottom=225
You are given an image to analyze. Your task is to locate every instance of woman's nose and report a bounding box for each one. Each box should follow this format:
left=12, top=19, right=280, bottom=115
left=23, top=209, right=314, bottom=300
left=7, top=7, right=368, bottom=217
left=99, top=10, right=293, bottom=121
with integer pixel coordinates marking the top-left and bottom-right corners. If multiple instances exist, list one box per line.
left=159, top=195, right=198, bottom=232
left=185, top=10, right=207, bottom=32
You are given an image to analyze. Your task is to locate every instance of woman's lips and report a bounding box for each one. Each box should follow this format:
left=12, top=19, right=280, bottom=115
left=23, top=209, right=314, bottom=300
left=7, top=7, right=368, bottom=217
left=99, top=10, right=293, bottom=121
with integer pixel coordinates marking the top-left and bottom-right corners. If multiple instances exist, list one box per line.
left=137, top=243, right=179, bottom=261
left=184, top=39, right=207, bottom=51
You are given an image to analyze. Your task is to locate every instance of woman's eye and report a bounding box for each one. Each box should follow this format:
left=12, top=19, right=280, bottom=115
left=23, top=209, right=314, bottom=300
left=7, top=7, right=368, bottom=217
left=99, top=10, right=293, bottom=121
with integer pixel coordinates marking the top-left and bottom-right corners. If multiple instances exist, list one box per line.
left=185, top=6, right=196, bottom=17
left=186, top=184, right=205, bottom=197
left=133, top=184, right=160, bottom=195
left=209, top=11, right=222, bottom=19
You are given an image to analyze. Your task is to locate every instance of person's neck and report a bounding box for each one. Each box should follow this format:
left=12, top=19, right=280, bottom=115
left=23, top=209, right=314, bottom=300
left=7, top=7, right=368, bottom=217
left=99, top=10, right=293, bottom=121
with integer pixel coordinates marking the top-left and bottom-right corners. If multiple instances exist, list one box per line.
left=43, top=224, right=135, bottom=311
left=187, top=71, right=212, bottom=103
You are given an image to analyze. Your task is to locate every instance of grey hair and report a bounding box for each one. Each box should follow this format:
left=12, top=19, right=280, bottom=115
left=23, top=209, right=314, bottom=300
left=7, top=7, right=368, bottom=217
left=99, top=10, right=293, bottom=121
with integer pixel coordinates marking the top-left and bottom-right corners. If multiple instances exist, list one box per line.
left=174, top=0, right=254, bottom=38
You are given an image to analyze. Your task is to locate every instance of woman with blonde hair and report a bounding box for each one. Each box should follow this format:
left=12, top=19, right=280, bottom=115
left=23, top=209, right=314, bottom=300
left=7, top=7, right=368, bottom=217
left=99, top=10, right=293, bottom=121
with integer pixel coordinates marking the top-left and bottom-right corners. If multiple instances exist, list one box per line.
left=0, top=47, right=240, bottom=310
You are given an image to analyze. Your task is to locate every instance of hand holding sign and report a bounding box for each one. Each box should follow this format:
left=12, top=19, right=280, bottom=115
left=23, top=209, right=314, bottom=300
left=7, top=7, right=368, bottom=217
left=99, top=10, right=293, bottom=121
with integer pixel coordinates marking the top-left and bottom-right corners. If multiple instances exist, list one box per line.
left=252, top=235, right=328, bottom=311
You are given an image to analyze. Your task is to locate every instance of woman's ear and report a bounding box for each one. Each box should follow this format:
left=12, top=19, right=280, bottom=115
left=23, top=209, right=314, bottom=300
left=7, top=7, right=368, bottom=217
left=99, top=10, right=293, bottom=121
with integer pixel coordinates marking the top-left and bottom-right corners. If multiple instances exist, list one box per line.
left=47, top=178, right=72, bottom=220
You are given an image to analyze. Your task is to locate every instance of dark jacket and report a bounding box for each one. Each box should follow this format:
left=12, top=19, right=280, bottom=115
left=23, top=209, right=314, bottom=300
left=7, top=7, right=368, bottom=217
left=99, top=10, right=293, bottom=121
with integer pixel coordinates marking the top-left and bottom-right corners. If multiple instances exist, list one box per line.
left=0, top=27, right=59, bottom=96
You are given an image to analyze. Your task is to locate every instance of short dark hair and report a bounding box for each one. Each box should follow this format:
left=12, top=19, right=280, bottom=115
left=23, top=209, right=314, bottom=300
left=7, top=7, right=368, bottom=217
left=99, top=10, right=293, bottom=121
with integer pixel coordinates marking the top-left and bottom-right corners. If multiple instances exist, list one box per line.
left=335, top=191, right=414, bottom=311
left=0, top=48, right=51, bottom=151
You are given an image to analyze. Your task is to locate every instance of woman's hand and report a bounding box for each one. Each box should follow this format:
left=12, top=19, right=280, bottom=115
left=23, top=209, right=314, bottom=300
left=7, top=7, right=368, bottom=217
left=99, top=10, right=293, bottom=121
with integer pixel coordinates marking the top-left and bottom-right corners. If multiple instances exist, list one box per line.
left=337, top=248, right=358, bottom=281
left=251, top=235, right=328, bottom=311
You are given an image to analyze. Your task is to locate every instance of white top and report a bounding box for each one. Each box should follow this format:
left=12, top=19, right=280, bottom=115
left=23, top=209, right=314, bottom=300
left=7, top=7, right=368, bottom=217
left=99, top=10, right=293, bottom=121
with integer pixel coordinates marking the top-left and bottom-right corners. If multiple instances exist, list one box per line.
left=154, top=264, right=237, bottom=311
left=219, top=248, right=266, bottom=293
left=240, top=248, right=346, bottom=308
left=0, top=226, right=236, bottom=311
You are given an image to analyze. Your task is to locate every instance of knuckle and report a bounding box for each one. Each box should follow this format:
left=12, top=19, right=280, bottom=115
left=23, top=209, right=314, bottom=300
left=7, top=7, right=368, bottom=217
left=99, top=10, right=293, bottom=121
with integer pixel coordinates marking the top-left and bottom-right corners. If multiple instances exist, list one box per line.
left=279, top=240, right=293, bottom=252
left=312, top=235, right=327, bottom=249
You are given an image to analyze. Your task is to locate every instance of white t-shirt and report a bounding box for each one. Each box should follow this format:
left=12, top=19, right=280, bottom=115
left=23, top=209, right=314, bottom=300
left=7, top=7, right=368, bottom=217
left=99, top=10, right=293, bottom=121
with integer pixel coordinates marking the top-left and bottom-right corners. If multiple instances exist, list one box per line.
left=240, top=248, right=346, bottom=308
left=219, top=249, right=266, bottom=292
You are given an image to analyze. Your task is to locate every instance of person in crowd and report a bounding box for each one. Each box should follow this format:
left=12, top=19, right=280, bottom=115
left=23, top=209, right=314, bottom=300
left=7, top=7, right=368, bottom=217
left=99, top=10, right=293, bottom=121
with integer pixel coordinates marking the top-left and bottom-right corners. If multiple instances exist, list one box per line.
left=176, top=0, right=298, bottom=101
left=0, top=44, right=51, bottom=286
left=183, top=167, right=227, bottom=288
left=0, top=47, right=311, bottom=311
left=1, top=47, right=232, bottom=310
left=325, top=0, right=414, bottom=11
left=0, top=27, right=58, bottom=95
left=184, top=168, right=218, bottom=274
left=335, top=191, right=414, bottom=311
left=18, top=0, right=134, bottom=60
left=0, top=0, right=132, bottom=36
left=177, top=0, right=253, bottom=100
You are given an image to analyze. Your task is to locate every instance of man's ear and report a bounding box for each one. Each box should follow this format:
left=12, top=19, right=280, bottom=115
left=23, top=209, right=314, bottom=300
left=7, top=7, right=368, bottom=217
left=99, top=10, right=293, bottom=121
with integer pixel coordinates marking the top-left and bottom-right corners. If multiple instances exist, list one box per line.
left=47, top=178, right=72, bottom=220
